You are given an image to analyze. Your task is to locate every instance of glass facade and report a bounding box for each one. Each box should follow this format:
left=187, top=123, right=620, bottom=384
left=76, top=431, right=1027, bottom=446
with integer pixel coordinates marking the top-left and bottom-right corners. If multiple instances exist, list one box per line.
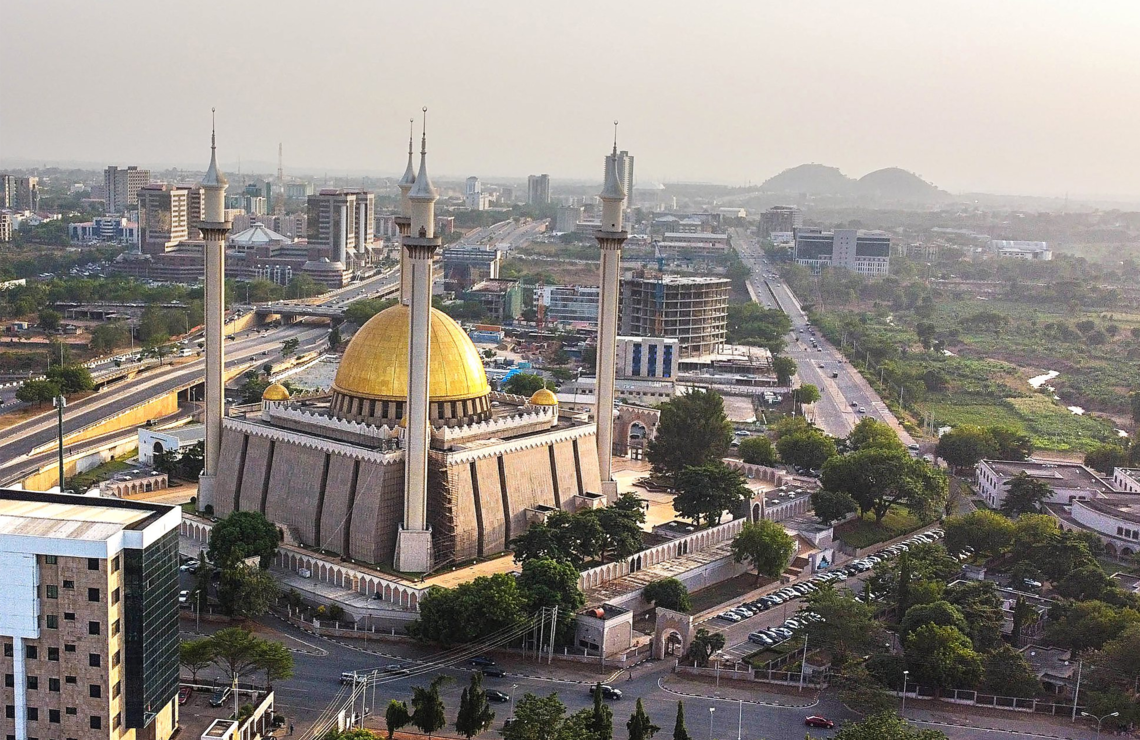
left=123, top=529, right=180, bottom=729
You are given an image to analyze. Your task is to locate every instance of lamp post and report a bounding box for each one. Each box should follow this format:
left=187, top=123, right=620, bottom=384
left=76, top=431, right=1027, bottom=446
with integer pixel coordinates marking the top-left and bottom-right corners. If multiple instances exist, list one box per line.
left=714, top=651, right=723, bottom=689
left=737, top=698, right=743, bottom=740
left=1080, top=711, right=1118, bottom=740
left=708, top=707, right=715, bottom=740
left=52, top=394, right=66, bottom=492
left=510, top=684, right=518, bottom=719
left=901, top=670, right=909, bottom=713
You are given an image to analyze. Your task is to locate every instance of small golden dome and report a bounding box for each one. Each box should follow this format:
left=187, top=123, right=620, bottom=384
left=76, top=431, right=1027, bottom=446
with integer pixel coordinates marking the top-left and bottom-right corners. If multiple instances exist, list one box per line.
left=528, top=388, right=559, bottom=406
left=262, top=382, right=291, bottom=401
left=332, top=304, right=491, bottom=403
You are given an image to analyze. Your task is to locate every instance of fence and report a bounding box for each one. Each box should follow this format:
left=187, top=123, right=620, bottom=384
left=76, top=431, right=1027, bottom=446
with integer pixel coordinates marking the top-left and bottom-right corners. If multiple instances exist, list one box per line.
left=900, top=684, right=1083, bottom=716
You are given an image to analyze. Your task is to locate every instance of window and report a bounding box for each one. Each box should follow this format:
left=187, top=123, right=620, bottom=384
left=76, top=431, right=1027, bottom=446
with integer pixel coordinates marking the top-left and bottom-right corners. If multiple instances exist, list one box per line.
left=47, top=648, right=58, bottom=661
left=111, top=620, right=120, bottom=637
left=48, top=678, right=59, bottom=692
left=4, top=706, right=13, bottom=719
left=26, top=676, right=37, bottom=690
left=44, top=555, right=57, bottom=565
left=27, top=708, right=37, bottom=721
left=45, top=615, right=58, bottom=629
left=112, top=681, right=120, bottom=698
left=111, top=588, right=120, bottom=605
left=87, top=558, right=99, bottom=571
left=113, top=714, right=121, bottom=729
left=64, top=613, right=74, bottom=621
left=89, top=684, right=101, bottom=699
left=64, top=644, right=75, bottom=653
left=88, top=654, right=101, bottom=668
left=87, top=588, right=100, bottom=602
left=88, top=621, right=100, bottom=636
left=65, top=707, right=76, bottom=715
left=25, top=646, right=37, bottom=659
left=2, top=644, right=10, bottom=657
left=111, top=651, right=120, bottom=668
left=62, top=580, right=73, bottom=590
left=89, top=716, right=101, bottom=730
left=45, top=585, right=58, bottom=599
left=111, top=556, right=120, bottom=573
left=49, top=709, right=60, bottom=724
left=65, top=676, right=76, bottom=685
left=3, top=675, right=11, bottom=687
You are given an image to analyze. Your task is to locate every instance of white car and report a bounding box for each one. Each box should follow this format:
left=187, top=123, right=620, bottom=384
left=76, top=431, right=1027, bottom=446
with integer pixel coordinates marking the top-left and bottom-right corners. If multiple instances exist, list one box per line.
left=720, top=612, right=743, bottom=623
left=178, top=590, right=191, bottom=604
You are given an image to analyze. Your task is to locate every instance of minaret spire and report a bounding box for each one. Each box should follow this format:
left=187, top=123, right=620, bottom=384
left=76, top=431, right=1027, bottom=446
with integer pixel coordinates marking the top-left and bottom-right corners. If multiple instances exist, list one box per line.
left=613, top=119, right=619, bottom=155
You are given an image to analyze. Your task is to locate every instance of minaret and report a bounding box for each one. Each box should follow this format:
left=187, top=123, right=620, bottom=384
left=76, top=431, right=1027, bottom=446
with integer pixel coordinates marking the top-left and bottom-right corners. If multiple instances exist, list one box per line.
left=396, top=119, right=416, bottom=305
left=594, top=122, right=629, bottom=501
left=197, top=109, right=232, bottom=511
left=394, top=108, right=440, bottom=573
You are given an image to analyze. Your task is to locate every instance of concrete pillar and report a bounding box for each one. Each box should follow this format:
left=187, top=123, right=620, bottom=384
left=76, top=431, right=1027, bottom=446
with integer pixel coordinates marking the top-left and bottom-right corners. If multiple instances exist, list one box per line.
left=199, top=221, right=230, bottom=504
left=395, top=217, right=412, bottom=305
left=595, top=240, right=622, bottom=493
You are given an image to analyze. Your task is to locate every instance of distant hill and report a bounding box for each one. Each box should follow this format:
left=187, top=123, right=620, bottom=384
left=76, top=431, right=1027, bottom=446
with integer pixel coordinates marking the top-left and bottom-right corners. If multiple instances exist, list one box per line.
left=760, top=163, right=948, bottom=202
left=857, top=167, right=947, bottom=202
left=760, top=164, right=856, bottom=195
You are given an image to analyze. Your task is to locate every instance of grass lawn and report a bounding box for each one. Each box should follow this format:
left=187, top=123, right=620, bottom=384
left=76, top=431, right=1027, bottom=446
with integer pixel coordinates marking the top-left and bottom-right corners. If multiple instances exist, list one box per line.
left=69, top=453, right=136, bottom=492
left=687, top=573, right=771, bottom=614
left=834, top=505, right=924, bottom=549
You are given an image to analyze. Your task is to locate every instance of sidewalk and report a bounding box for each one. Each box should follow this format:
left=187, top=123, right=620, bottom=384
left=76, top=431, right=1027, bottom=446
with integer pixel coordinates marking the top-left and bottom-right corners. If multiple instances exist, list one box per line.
left=903, top=703, right=1106, bottom=740
left=657, top=673, right=819, bottom=709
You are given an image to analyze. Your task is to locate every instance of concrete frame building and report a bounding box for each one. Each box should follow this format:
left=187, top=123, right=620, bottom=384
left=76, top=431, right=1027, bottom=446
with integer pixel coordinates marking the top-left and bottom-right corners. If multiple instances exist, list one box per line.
left=0, top=212, right=11, bottom=243
left=305, top=189, right=374, bottom=270
left=442, top=245, right=501, bottom=293
left=1, top=176, right=39, bottom=212
left=619, top=274, right=730, bottom=358
left=989, top=240, right=1052, bottom=261
left=0, top=489, right=182, bottom=740
left=463, top=279, right=522, bottom=323
left=103, top=166, right=150, bottom=214
left=137, top=184, right=190, bottom=255
left=535, top=285, right=600, bottom=326
left=527, top=174, right=550, bottom=205
left=794, top=228, right=891, bottom=276
left=759, top=205, right=802, bottom=238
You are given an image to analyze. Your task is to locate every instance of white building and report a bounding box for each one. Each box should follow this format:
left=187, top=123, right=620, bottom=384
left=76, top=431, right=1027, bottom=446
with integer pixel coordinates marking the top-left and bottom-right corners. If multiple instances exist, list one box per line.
left=989, top=240, right=1052, bottom=260
left=794, top=228, right=891, bottom=276
left=535, top=284, right=600, bottom=326
left=1113, top=468, right=1140, bottom=494
left=974, top=459, right=1115, bottom=509
left=138, top=424, right=205, bottom=465
left=1071, top=498, right=1140, bottom=559
left=616, top=336, right=679, bottom=379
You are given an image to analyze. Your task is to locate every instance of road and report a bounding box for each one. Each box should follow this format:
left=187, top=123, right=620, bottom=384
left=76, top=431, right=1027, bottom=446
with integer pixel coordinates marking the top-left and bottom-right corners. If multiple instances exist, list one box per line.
left=733, top=232, right=915, bottom=446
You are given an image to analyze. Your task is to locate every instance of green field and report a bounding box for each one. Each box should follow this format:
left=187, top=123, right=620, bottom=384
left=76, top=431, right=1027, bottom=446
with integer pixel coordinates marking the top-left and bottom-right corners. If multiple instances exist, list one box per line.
left=834, top=505, right=926, bottom=549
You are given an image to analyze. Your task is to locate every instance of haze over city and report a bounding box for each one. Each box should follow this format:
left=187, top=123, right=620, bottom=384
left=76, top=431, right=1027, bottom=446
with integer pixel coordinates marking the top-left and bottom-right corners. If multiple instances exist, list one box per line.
left=2, top=0, right=1139, bottom=198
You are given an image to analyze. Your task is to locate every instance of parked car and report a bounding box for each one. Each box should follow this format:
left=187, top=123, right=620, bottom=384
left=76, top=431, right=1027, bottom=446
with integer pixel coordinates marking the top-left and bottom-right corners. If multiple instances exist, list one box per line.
left=178, top=590, right=190, bottom=604
left=209, top=688, right=231, bottom=707
left=804, top=715, right=835, bottom=729
left=481, top=667, right=506, bottom=678
left=486, top=690, right=511, bottom=703
left=720, top=612, right=743, bottom=623
left=178, top=686, right=193, bottom=705
left=749, top=632, right=774, bottom=645
left=590, top=684, right=623, bottom=700
left=469, top=657, right=497, bottom=668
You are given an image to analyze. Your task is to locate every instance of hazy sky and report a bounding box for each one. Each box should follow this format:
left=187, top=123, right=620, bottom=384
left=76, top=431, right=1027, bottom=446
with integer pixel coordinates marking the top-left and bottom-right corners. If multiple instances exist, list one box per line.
left=2, top=0, right=1138, bottom=198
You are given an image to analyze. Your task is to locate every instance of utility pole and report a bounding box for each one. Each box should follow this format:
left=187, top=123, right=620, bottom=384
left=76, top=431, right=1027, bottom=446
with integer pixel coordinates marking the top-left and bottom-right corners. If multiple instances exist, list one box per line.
left=53, top=394, right=66, bottom=492
left=798, top=635, right=808, bottom=692
left=549, top=606, right=558, bottom=665
left=1071, top=660, right=1083, bottom=721
left=537, top=607, right=546, bottom=664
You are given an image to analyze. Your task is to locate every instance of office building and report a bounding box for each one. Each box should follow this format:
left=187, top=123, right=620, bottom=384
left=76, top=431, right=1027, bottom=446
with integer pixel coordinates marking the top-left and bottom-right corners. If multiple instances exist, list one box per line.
left=619, top=274, right=730, bottom=358
left=305, top=189, right=375, bottom=269
left=284, top=182, right=313, bottom=199
left=535, top=284, right=600, bottom=326
left=1, top=176, right=39, bottom=212
left=137, top=184, right=190, bottom=254
left=0, top=488, right=182, bottom=740
left=527, top=174, right=550, bottom=205
left=464, top=177, right=484, bottom=210
left=0, top=176, right=12, bottom=209
left=0, top=212, right=11, bottom=243
left=442, top=245, right=501, bottom=292
left=794, top=228, right=891, bottom=276
left=655, top=231, right=731, bottom=260
left=555, top=206, right=582, bottom=233
left=759, top=205, right=801, bottom=238
left=989, top=240, right=1052, bottom=261
left=103, top=167, right=150, bottom=213
left=68, top=217, right=139, bottom=246
left=463, top=279, right=523, bottom=323
left=611, top=151, right=634, bottom=208
left=616, top=336, right=678, bottom=378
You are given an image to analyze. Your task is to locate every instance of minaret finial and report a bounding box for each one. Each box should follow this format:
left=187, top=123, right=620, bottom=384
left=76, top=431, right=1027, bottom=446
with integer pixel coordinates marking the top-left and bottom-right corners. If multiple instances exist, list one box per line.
left=421, top=107, right=428, bottom=155
left=211, top=107, right=216, bottom=150
left=408, top=118, right=414, bottom=155
left=613, top=120, right=619, bottom=155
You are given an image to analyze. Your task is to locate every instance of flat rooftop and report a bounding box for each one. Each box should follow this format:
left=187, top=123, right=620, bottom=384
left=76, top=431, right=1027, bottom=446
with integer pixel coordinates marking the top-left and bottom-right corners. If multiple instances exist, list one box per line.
left=0, top=489, right=169, bottom=542
left=981, top=459, right=1115, bottom=493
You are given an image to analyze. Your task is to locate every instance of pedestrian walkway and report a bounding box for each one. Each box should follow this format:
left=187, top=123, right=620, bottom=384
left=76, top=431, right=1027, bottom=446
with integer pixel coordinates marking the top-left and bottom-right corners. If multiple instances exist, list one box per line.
left=904, top=704, right=1104, bottom=740
left=657, top=674, right=819, bottom=709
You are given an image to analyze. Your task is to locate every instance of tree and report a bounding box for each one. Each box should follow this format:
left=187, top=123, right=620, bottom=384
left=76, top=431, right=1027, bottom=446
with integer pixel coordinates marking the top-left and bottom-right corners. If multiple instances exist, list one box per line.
left=725, top=303, right=790, bottom=352
left=284, top=273, right=326, bottom=299
left=180, top=639, right=214, bottom=683
left=596, top=504, right=644, bottom=562
left=899, top=601, right=967, bottom=638
left=771, top=355, right=796, bottom=385
left=683, top=628, right=725, bottom=667
left=344, top=297, right=397, bottom=325
left=821, top=448, right=947, bottom=523
left=796, top=383, right=821, bottom=407
left=1000, top=472, right=1053, bottom=516
left=517, top=558, right=585, bottom=644
left=834, top=712, right=949, bottom=740
left=731, top=520, right=795, bottom=585
left=642, top=579, right=691, bottom=613
left=944, top=510, right=1014, bottom=558
left=328, top=326, right=342, bottom=348
left=47, top=364, right=93, bottom=394
left=208, top=511, right=280, bottom=569
left=1085, top=443, right=1130, bottom=476
left=503, top=372, right=552, bottom=397
left=626, top=698, right=660, bottom=740
left=1047, top=601, right=1140, bottom=652
left=647, top=389, right=733, bottom=479
left=802, top=586, right=881, bottom=662
left=835, top=663, right=894, bottom=715
left=775, top=430, right=837, bottom=470
left=981, top=644, right=1041, bottom=698
left=935, top=425, right=996, bottom=471
left=502, top=693, right=567, bottom=740
left=217, top=564, right=280, bottom=618
left=257, top=638, right=293, bottom=687
left=945, top=580, right=1005, bottom=652
left=455, top=672, right=495, bottom=739
left=1132, top=390, right=1140, bottom=424
left=411, top=573, right=527, bottom=645
left=904, top=624, right=983, bottom=695
left=673, top=463, right=750, bottom=528
left=207, top=627, right=294, bottom=695
left=38, top=308, right=62, bottom=331
left=847, top=417, right=904, bottom=453
left=588, top=684, right=614, bottom=740
left=46, top=338, right=72, bottom=367
left=281, top=337, right=300, bottom=356
left=1010, top=513, right=1059, bottom=560
left=988, top=426, right=1033, bottom=461
left=671, top=702, right=690, bottom=740
left=738, top=435, right=776, bottom=466
left=811, top=489, right=857, bottom=525
left=411, top=675, right=449, bottom=737
left=16, top=378, right=60, bottom=406
left=385, top=700, right=411, bottom=739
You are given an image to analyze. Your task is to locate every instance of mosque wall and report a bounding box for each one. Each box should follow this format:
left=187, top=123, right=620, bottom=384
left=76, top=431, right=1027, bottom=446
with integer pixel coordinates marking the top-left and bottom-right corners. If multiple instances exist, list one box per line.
left=501, top=445, right=558, bottom=539
left=473, top=457, right=508, bottom=553
left=238, top=435, right=274, bottom=515
left=439, top=463, right=480, bottom=561
left=347, top=460, right=403, bottom=564
left=265, top=443, right=326, bottom=544
left=552, top=439, right=581, bottom=503
left=212, top=427, right=246, bottom=516
left=318, top=455, right=358, bottom=554
left=575, top=437, right=603, bottom=494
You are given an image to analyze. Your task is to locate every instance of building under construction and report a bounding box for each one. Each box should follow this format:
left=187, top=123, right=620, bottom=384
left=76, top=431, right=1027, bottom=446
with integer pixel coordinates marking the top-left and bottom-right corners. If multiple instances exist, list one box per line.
left=619, top=273, right=729, bottom=358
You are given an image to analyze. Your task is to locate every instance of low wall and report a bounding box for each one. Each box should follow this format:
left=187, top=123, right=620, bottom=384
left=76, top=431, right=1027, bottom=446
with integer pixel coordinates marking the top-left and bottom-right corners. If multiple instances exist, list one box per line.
left=28, top=392, right=180, bottom=456
left=838, top=523, right=939, bottom=558
left=17, top=435, right=138, bottom=491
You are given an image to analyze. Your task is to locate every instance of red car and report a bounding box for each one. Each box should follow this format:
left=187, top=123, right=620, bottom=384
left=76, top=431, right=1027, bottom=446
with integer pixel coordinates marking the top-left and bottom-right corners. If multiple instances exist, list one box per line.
left=804, top=715, right=834, bottom=729
left=178, top=686, right=193, bottom=705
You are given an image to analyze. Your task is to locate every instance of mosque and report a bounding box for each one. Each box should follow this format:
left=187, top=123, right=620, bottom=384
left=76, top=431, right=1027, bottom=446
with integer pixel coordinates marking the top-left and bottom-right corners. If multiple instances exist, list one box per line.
left=202, top=115, right=632, bottom=574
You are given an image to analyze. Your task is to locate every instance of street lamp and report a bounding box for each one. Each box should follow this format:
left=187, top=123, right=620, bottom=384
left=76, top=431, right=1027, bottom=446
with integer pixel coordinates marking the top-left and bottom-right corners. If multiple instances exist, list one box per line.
left=901, top=670, right=909, bottom=713
left=510, top=684, right=518, bottom=719
left=714, top=651, right=723, bottom=689
left=52, top=394, right=66, bottom=492
left=1081, top=711, right=1118, bottom=740
left=708, top=707, right=715, bottom=740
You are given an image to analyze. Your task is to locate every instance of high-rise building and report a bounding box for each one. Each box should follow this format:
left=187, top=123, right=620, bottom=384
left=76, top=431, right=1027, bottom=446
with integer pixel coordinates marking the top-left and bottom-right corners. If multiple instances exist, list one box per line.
left=619, top=274, right=730, bottom=358
left=611, top=151, right=634, bottom=208
left=442, top=245, right=501, bottom=292
left=464, top=176, right=482, bottom=210
left=0, top=175, right=12, bottom=209
left=555, top=206, right=582, bottom=233
left=0, top=488, right=182, bottom=740
left=534, top=284, right=600, bottom=325
left=137, top=184, right=190, bottom=254
left=527, top=174, right=550, bottom=205
left=1, top=176, right=39, bottom=212
left=0, top=211, right=12, bottom=243
left=759, top=205, right=802, bottom=238
left=793, top=228, right=891, bottom=276
left=103, top=166, right=150, bottom=213
left=305, top=189, right=374, bottom=267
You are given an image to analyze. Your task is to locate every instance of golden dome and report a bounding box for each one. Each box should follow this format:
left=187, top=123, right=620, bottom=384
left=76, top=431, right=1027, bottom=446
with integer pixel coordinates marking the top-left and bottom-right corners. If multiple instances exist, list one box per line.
left=262, top=382, right=291, bottom=401
left=332, top=304, right=491, bottom=403
left=528, top=388, right=559, bottom=406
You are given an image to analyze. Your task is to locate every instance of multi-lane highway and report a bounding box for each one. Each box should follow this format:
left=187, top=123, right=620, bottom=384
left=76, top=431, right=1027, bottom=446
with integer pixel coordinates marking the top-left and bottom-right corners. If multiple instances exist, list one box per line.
left=733, top=231, right=916, bottom=446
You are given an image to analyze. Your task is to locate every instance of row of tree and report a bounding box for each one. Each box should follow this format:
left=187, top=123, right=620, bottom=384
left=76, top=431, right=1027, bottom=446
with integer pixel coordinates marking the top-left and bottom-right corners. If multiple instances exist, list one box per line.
left=509, top=492, right=646, bottom=568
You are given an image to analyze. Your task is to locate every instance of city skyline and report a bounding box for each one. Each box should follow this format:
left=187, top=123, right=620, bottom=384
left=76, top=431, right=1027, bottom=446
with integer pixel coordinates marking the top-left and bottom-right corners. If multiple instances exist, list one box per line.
left=1, top=1, right=1138, bottom=199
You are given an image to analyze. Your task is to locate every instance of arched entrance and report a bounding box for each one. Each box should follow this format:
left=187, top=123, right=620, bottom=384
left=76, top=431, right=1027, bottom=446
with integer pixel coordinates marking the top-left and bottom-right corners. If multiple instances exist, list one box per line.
left=653, top=608, right=693, bottom=660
